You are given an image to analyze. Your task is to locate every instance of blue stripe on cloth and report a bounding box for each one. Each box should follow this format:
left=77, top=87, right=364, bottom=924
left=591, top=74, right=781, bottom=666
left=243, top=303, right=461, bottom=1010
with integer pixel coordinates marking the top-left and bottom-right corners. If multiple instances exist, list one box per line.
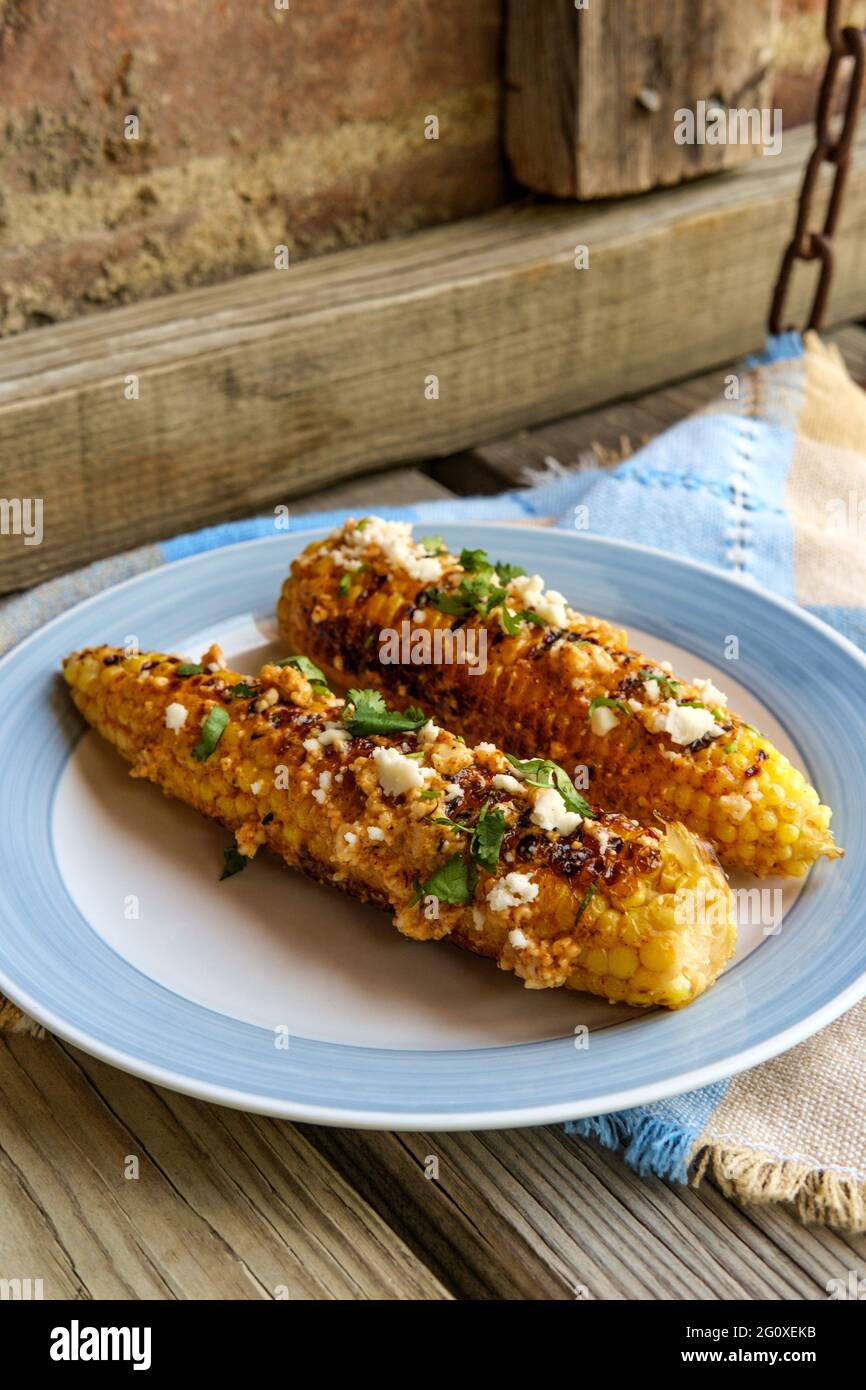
left=565, top=1081, right=729, bottom=1182
left=806, top=604, right=866, bottom=654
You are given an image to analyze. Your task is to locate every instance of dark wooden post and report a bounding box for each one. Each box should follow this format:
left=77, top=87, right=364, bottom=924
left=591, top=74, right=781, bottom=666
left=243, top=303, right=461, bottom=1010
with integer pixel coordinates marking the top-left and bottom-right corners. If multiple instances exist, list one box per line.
left=505, top=0, right=779, bottom=198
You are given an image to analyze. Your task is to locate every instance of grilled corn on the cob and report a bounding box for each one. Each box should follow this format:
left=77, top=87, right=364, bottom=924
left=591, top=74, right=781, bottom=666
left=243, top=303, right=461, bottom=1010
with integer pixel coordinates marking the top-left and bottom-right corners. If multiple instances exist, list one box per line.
left=278, top=517, right=841, bottom=878
left=62, top=643, right=736, bottom=1009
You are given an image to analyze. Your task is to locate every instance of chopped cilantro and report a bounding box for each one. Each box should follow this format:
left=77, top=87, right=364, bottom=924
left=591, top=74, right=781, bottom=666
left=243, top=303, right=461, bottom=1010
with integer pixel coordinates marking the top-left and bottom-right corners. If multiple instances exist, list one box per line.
left=504, top=755, right=594, bottom=819
left=458, top=546, right=526, bottom=584
left=723, top=742, right=736, bottom=754
left=229, top=681, right=258, bottom=699
left=192, top=705, right=229, bottom=762
left=419, top=789, right=439, bottom=800
left=574, top=881, right=599, bottom=926
left=500, top=606, right=545, bottom=636
left=338, top=573, right=352, bottom=596
left=494, top=561, right=527, bottom=583
left=459, top=547, right=494, bottom=574
left=220, top=846, right=246, bottom=880
left=431, top=800, right=507, bottom=873
left=409, top=853, right=475, bottom=907
left=277, top=654, right=328, bottom=684
left=588, top=696, right=630, bottom=717
left=420, top=535, right=446, bottom=555
left=355, top=517, right=371, bottom=530
left=341, top=688, right=427, bottom=737
left=176, top=662, right=204, bottom=676
left=639, top=668, right=681, bottom=698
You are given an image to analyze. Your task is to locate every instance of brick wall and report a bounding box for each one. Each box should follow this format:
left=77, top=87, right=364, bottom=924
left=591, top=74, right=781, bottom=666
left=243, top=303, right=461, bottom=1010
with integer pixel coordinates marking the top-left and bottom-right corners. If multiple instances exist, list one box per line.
left=0, top=0, right=503, bottom=334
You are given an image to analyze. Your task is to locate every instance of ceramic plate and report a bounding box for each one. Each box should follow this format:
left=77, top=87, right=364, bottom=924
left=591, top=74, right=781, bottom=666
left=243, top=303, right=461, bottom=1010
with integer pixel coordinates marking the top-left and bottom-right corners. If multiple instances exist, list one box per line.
left=0, top=525, right=863, bottom=1128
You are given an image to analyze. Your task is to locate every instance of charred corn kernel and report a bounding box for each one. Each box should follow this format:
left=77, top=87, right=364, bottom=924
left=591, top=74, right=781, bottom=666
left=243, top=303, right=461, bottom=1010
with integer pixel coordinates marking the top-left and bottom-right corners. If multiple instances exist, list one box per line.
left=63, top=644, right=737, bottom=1011
left=280, top=519, right=842, bottom=878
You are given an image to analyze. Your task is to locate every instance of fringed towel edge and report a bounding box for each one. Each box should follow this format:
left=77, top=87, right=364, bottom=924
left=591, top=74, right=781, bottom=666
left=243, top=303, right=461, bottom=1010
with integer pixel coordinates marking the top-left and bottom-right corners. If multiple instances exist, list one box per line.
left=692, top=1142, right=866, bottom=1233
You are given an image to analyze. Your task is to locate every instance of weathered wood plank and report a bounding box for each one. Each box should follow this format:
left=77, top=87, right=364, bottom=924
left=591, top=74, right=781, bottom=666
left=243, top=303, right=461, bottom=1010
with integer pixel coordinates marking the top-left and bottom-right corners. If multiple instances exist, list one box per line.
left=505, top=0, right=776, bottom=199
left=0, top=1038, right=448, bottom=1300
left=2, top=123, right=866, bottom=592
left=305, top=1123, right=842, bottom=1300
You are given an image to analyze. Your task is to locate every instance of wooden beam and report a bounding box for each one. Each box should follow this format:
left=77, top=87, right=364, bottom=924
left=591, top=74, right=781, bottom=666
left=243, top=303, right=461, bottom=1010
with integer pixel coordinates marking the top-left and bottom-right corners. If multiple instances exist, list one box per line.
left=2, top=122, right=866, bottom=592
left=505, top=0, right=778, bottom=199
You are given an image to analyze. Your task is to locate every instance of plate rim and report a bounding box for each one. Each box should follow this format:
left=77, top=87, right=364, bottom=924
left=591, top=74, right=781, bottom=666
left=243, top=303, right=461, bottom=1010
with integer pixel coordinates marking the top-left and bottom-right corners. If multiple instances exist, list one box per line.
left=1, top=521, right=864, bottom=1130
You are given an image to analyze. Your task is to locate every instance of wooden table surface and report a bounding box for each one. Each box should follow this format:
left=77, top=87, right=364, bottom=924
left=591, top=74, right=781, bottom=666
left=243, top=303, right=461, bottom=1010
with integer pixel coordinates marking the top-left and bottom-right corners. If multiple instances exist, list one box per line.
left=4, top=327, right=866, bottom=1300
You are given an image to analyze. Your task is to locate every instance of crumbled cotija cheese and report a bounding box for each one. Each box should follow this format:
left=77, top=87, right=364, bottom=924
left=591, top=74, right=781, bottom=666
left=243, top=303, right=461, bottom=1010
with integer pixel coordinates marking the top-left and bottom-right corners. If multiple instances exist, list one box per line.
left=508, top=927, right=530, bottom=949
left=317, top=724, right=351, bottom=748
left=691, top=676, right=728, bottom=707
left=652, top=699, right=723, bottom=746
left=336, top=517, right=445, bottom=583
left=372, top=746, right=427, bottom=796
left=367, top=826, right=385, bottom=842
left=418, top=720, right=440, bottom=743
left=250, top=781, right=263, bottom=796
left=531, top=787, right=581, bottom=836
left=507, top=574, right=569, bottom=629
left=492, top=774, right=523, bottom=794
left=164, top=702, right=188, bottom=732
left=487, top=872, right=539, bottom=912
left=343, top=830, right=357, bottom=846
left=590, top=704, right=619, bottom=736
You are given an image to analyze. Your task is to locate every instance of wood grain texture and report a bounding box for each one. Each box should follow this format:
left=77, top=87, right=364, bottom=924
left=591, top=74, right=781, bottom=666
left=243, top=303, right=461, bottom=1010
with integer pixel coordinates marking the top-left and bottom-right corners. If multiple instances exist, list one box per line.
left=2, top=123, right=866, bottom=594
left=0, top=1038, right=448, bottom=1301
left=3, top=1037, right=862, bottom=1302
left=505, top=0, right=777, bottom=198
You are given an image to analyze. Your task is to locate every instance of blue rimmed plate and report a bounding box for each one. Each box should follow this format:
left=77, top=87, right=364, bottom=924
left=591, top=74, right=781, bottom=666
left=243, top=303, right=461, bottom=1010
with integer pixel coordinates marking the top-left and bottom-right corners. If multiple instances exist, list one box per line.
left=0, top=524, right=863, bottom=1129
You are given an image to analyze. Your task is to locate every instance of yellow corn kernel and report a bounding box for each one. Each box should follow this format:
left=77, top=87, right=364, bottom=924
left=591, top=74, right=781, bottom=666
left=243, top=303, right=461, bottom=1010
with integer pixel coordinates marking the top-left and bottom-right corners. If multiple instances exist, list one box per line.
left=621, top=884, right=648, bottom=909
left=597, top=910, right=623, bottom=942
left=755, top=809, right=778, bottom=832
left=585, top=947, right=608, bottom=976
left=608, top=945, right=639, bottom=980
left=777, top=822, right=800, bottom=844
left=639, top=937, right=677, bottom=974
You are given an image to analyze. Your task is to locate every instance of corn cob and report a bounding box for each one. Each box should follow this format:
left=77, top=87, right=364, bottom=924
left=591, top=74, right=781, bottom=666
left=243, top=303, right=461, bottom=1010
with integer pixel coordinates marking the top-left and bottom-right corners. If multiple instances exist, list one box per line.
left=62, top=643, right=736, bottom=1009
left=277, top=516, right=842, bottom=878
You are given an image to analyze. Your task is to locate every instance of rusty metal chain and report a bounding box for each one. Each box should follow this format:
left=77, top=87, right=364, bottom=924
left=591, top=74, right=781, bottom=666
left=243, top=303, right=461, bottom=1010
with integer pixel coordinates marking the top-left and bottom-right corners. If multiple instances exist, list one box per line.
left=769, top=0, right=866, bottom=335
